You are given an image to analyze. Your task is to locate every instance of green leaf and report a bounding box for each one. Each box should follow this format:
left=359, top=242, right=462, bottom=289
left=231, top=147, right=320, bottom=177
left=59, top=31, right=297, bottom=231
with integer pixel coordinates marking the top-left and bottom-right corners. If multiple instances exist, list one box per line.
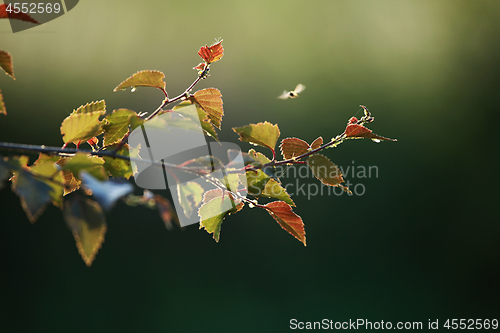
left=0, top=50, right=15, bottom=79
left=173, top=102, right=218, bottom=140
left=103, top=144, right=134, bottom=179
left=72, top=100, right=106, bottom=115
left=60, top=111, right=106, bottom=144
left=280, top=137, right=310, bottom=160
left=80, top=171, right=133, bottom=211
left=60, top=153, right=107, bottom=181
left=30, top=154, right=64, bottom=208
left=199, top=189, right=243, bottom=242
left=113, top=70, right=166, bottom=92
left=0, top=89, right=6, bottom=115
left=307, top=154, right=350, bottom=192
left=11, top=169, right=52, bottom=223
left=247, top=149, right=271, bottom=165
left=177, top=181, right=204, bottom=218
left=233, top=122, right=280, bottom=152
left=243, top=169, right=270, bottom=197
left=63, top=196, right=107, bottom=267
left=191, top=88, right=224, bottom=129
left=264, top=201, right=306, bottom=245
left=261, top=179, right=295, bottom=206
left=102, top=109, right=143, bottom=146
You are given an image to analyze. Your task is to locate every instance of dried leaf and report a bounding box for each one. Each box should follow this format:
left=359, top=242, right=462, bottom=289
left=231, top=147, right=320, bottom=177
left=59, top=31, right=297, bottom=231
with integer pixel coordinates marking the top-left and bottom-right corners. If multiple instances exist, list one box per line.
left=280, top=137, right=310, bottom=160
left=345, top=124, right=397, bottom=142
left=0, top=4, right=40, bottom=24
left=0, top=50, right=15, bottom=79
left=113, top=70, right=166, bottom=92
left=233, top=122, right=280, bottom=152
left=264, top=201, right=306, bottom=245
left=197, top=40, right=224, bottom=64
left=63, top=196, right=107, bottom=267
left=60, top=111, right=106, bottom=144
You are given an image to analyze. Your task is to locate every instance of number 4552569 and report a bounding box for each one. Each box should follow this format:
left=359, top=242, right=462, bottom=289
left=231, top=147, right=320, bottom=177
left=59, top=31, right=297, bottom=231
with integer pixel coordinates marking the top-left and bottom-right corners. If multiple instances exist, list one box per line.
left=444, top=319, right=498, bottom=330
left=5, top=2, right=61, bottom=14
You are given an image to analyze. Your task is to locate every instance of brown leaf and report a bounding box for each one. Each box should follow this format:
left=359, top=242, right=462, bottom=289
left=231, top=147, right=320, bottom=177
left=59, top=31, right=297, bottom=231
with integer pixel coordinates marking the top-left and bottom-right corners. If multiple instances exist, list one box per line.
left=345, top=124, right=397, bottom=142
left=307, top=154, right=350, bottom=193
left=264, top=201, right=306, bottom=245
left=191, top=88, right=224, bottom=129
left=0, top=89, right=6, bottom=115
left=197, top=40, right=224, bottom=64
left=310, top=136, right=323, bottom=150
left=0, top=50, right=15, bottom=79
left=280, top=137, right=310, bottom=160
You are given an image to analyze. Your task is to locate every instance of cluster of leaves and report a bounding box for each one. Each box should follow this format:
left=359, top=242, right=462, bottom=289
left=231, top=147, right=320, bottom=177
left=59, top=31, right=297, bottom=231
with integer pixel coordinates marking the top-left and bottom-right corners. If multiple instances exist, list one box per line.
left=0, top=38, right=395, bottom=266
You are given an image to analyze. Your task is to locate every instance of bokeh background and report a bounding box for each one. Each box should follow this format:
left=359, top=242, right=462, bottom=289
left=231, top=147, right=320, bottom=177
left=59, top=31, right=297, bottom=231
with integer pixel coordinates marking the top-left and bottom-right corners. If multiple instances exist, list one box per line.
left=1, top=1, right=499, bottom=332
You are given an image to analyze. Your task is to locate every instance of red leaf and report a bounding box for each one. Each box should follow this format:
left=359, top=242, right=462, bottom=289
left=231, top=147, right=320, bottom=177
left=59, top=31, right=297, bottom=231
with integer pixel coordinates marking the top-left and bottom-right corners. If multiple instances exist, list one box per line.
left=345, top=124, right=397, bottom=142
left=197, top=40, right=224, bottom=64
left=280, top=137, right=310, bottom=160
left=264, top=201, right=306, bottom=245
left=310, top=136, right=323, bottom=150
left=0, top=4, right=40, bottom=24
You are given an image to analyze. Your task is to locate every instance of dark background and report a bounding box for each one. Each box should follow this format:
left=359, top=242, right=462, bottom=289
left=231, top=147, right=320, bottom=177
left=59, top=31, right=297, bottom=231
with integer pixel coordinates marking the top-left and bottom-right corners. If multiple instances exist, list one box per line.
left=1, top=1, right=499, bottom=332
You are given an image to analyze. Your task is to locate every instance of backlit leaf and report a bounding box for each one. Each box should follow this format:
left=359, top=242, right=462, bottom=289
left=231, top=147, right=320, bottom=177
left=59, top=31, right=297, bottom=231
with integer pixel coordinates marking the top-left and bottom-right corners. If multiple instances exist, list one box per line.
left=72, top=100, right=106, bottom=115
left=113, top=70, right=166, bottom=92
left=102, top=144, right=134, bottom=179
left=307, top=154, right=349, bottom=192
left=345, top=123, right=397, bottom=142
left=199, top=189, right=243, bottom=242
left=247, top=149, right=271, bottom=165
left=280, top=137, right=310, bottom=160
left=11, top=169, right=52, bottom=223
left=0, top=4, right=40, bottom=24
left=264, top=201, right=306, bottom=245
left=0, top=89, right=6, bottom=115
left=191, top=88, right=224, bottom=129
left=102, top=109, right=142, bottom=146
left=63, top=196, right=106, bottom=267
left=173, top=101, right=218, bottom=140
left=177, top=181, right=204, bottom=218
left=0, top=50, right=15, bottom=79
left=310, top=136, right=323, bottom=150
left=197, top=40, right=224, bottom=64
left=60, top=153, right=107, bottom=181
left=261, top=179, right=295, bottom=206
left=80, top=171, right=133, bottom=211
left=60, top=111, right=106, bottom=144
left=30, top=154, right=64, bottom=207
left=233, top=122, right=280, bottom=152
left=242, top=169, right=269, bottom=197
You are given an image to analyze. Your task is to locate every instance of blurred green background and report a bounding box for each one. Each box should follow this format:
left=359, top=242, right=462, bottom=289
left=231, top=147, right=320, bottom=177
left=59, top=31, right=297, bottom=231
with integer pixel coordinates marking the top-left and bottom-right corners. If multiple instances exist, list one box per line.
left=1, top=0, right=499, bottom=332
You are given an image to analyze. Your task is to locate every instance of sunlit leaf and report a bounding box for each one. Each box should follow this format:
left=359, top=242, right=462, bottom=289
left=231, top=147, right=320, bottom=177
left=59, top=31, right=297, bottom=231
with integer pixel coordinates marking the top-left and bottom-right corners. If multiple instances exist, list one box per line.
left=261, top=179, right=295, bottom=206
left=191, top=88, right=224, bottom=129
left=264, top=201, right=306, bottom=245
left=0, top=4, right=40, bottom=24
left=102, top=109, right=142, bottom=146
left=247, top=149, right=271, bottom=165
left=243, top=169, right=269, bottom=197
left=113, top=70, right=166, bottom=92
left=199, top=189, right=243, bottom=242
left=11, top=169, right=52, bottom=223
left=102, top=144, right=134, bottom=179
left=233, top=122, right=280, bottom=152
left=197, top=40, right=224, bottom=64
left=0, top=50, right=15, bottom=79
left=310, top=136, right=323, bottom=150
left=80, top=171, right=133, bottom=211
left=345, top=123, right=397, bottom=142
left=72, top=100, right=106, bottom=115
left=60, top=111, right=106, bottom=144
left=0, top=89, right=6, bottom=115
left=307, top=154, right=349, bottom=192
left=60, top=153, right=107, bottom=181
left=173, top=102, right=218, bottom=140
left=63, top=196, right=106, bottom=267
left=177, top=181, right=204, bottom=218
left=280, top=137, right=310, bottom=160
left=62, top=170, right=81, bottom=195
left=30, top=154, right=64, bottom=207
